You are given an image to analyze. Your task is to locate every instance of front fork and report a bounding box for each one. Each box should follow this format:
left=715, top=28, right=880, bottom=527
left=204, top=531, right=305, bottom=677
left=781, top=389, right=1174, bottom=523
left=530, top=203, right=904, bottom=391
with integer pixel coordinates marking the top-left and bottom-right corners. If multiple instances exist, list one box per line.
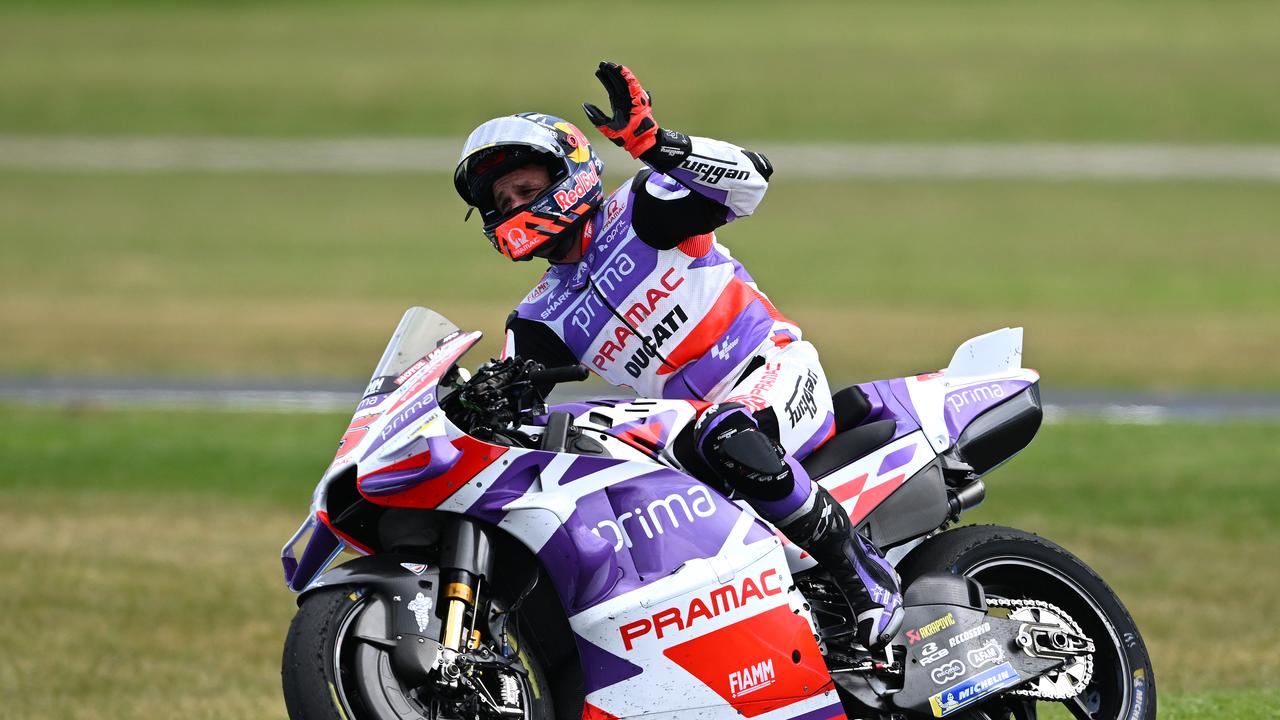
left=437, top=518, right=495, bottom=679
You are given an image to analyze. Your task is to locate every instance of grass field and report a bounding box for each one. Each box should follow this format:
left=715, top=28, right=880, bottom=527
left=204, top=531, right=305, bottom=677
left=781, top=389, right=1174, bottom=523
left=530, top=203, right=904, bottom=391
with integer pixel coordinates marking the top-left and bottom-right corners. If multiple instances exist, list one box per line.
left=2, top=170, right=1276, bottom=389
left=2, top=1, right=1279, bottom=142
left=1, top=404, right=1278, bottom=718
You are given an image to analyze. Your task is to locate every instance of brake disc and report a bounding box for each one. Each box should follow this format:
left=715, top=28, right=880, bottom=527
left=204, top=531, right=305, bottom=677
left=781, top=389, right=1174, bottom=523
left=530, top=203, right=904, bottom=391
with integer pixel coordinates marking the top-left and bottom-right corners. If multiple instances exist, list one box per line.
left=987, top=597, right=1094, bottom=700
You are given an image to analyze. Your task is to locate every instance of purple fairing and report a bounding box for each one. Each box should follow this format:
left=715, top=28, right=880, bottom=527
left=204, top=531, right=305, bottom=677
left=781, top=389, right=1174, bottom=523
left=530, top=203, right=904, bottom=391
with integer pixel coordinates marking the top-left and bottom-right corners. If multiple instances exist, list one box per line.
left=360, top=389, right=440, bottom=460
left=574, top=633, right=643, bottom=693
left=877, top=442, right=917, bottom=476
left=661, top=300, right=773, bottom=400
left=750, top=457, right=816, bottom=522
left=284, top=519, right=340, bottom=592
left=943, top=380, right=1033, bottom=440
left=608, top=409, right=681, bottom=449
left=474, top=453, right=760, bottom=612
left=857, top=379, right=922, bottom=440
left=360, top=434, right=461, bottom=495
left=787, top=703, right=847, bottom=720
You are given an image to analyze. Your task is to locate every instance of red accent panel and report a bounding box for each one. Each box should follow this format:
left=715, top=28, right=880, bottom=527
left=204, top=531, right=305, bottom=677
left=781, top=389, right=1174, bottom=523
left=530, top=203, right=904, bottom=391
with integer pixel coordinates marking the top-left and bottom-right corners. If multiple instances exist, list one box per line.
left=359, top=435, right=510, bottom=509
left=828, top=473, right=869, bottom=504
left=663, top=605, right=833, bottom=718
left=678, top=233, right=714, bottom=257
left=316, top=510, right=374, bottom=555
left=582, top=703, right=620, bottom=720
left=850, top=474, right=906, bottom=523
left=657, top=279, right=757, bottom=375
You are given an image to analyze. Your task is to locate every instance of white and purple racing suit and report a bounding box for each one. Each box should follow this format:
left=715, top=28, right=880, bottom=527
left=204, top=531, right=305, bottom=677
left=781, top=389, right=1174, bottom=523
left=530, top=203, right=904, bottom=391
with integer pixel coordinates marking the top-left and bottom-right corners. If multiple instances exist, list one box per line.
left=502, top=135, right=836, bottom=516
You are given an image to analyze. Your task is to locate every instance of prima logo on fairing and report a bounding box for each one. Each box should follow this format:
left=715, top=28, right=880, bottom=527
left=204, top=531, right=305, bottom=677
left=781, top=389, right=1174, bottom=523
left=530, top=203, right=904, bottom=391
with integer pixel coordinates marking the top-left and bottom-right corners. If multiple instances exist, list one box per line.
left=381, top=393, right=436, bottom=440
left=680, top=158, right=751, bottom=185
left=729, top=659, right=775, bottom=698
left=946, top=383, right=1007, bottom=412
left=619, top=568, right=783, bottom=650
left=593, top=485, right=717, bottom=552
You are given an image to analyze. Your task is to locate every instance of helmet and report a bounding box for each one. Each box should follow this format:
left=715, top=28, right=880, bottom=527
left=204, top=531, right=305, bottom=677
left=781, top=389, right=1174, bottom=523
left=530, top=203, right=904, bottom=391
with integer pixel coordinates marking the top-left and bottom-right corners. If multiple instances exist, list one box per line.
left=454, top=113, right=605, bottom=261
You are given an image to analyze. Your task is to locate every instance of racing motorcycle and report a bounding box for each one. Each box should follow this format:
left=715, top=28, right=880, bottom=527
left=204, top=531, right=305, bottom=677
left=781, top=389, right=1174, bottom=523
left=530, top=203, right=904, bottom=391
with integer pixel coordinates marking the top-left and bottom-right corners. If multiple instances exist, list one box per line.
left=280, top=307, right=1155, bottom=720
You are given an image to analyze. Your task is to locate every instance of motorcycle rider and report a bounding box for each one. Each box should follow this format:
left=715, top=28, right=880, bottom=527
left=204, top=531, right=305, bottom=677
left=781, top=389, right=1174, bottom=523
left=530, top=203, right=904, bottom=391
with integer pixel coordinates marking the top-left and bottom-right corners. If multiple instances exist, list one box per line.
left=453, top=62, right=903, bottom=649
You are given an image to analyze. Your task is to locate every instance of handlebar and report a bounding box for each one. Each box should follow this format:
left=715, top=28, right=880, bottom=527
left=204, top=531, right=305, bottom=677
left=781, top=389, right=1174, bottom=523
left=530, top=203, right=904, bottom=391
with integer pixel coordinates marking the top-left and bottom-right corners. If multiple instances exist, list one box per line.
left=529, top=364, right=590, bottom=386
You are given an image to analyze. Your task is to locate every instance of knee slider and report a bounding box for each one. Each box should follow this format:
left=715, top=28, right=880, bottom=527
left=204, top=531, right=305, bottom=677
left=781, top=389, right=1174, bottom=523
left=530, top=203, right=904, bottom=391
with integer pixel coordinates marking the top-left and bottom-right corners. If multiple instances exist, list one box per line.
left=695, top=403, right=792, bottom=501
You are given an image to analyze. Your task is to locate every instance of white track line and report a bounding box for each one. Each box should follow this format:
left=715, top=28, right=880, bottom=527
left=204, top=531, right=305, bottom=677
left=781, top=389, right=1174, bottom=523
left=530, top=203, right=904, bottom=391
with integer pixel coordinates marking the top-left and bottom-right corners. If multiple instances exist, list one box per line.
left=3, top=137, right=1279, bottom=180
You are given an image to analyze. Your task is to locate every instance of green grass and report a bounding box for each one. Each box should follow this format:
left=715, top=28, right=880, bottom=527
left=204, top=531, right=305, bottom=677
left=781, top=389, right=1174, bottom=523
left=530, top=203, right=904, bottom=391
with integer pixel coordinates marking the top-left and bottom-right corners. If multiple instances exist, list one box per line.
left=3, top=171, right=1276, bottom=389
left=1, top=0, right=1279, bottom=142
left=0, top=406, right=1277, bottom=717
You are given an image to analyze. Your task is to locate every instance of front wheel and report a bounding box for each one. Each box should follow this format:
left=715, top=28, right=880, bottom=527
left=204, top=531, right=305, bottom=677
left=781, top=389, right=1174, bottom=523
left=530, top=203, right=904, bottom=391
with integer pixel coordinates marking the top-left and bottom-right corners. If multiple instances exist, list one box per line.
left=898, top=525, right=1155, bottom=720
left=282, top=587, right=554, bottom=720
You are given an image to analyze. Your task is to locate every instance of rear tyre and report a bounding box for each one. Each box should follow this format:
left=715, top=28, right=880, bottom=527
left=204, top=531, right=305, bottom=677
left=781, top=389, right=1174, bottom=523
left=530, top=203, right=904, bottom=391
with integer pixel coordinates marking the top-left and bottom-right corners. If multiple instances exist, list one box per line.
left=898, top=525, right=1155, bottom=720
left=282, top=587, right=553, bottom=720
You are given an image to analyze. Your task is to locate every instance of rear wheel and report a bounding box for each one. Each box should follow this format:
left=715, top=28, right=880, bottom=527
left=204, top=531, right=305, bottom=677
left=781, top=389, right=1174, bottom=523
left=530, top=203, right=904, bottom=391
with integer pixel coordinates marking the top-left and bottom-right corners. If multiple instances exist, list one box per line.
left=282, top=587, right=553, bottom=720
left=898, top=525, right=1155, bottom=720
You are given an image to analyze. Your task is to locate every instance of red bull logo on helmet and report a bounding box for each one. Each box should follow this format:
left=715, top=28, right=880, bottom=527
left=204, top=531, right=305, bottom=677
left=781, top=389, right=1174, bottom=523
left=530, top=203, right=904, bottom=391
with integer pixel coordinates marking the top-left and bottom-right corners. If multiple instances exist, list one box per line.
left=554, top=165, right=601, bottom=211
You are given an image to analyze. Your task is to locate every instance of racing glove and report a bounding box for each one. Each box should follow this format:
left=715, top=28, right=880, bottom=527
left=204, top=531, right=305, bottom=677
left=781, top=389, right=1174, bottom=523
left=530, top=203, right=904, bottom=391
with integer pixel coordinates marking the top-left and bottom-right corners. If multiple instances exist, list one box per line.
left=583, top=61, right=690, bottom=172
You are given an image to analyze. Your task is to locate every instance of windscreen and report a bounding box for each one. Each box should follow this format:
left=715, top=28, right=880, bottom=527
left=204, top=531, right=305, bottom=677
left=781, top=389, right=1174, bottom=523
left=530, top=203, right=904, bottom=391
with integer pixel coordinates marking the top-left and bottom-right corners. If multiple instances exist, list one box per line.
left=368, top=307, right=461, bottom=384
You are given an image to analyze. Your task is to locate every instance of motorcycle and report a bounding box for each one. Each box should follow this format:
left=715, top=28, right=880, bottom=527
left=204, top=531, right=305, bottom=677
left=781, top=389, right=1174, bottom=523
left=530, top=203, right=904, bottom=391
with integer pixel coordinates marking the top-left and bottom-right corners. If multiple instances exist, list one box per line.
left=280, top=306, right=1154, bottom=720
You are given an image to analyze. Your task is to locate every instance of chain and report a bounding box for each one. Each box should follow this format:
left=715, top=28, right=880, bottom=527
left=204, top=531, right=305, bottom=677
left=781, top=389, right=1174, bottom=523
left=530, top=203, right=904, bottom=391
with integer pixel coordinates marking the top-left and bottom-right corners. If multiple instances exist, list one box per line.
left=986, top=597, right=1094, bottom=700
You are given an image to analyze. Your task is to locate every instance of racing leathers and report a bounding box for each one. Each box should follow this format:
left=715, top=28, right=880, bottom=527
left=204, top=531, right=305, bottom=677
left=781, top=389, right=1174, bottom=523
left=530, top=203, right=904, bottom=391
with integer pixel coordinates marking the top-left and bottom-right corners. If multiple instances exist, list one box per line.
left=501, top=128, right=903, bottom=649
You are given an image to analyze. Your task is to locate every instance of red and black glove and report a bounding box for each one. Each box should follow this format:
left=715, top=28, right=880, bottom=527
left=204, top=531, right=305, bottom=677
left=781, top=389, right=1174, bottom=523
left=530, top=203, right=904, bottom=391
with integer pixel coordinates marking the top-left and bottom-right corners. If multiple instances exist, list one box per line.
left=582, top=61, right=660, bottom=158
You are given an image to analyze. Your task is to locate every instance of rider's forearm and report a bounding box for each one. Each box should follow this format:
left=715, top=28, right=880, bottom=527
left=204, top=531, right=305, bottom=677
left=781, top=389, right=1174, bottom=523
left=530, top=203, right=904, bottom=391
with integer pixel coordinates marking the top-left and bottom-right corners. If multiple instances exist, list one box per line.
left=639, top=130, right=773, bottom=220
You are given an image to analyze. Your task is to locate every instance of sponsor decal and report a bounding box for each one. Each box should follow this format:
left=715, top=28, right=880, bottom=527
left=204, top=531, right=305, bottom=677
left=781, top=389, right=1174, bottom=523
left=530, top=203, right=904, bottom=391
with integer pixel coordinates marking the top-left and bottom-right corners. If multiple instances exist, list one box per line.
left=553, top=165, right=601, bottom=210
left=680, top=158, right=752, bottom=185
left=948, top=622, right=991, bottom=648
left=592, top=485, right=717, bottom=552
left=590, top=268, right=687, bottom=377
left=928, top=662, right=1020, bottom=717
left=504, top=227, right=535, bottom=255
left=394, top=357, right=430, bottom=386
left=604, top=197, right=623, bottom=226
left=399, top=562, right=427, bottom=575
left=728, top=659, right=775, bottom=698
left=709, top=337, right=740, bottom=361
left=919, top=642, right=949, bottom=667
left=907, top=612, right=957, bottom=645
left=407, top=592, right=434, bottom=633
left=365, top=375, right=397, bottom=398
left=380, top=393, right=436, bottom=440
left=523, top=275, right=559, bottom=304
left=945, top=383, right=1008, bottom=413
left=726, top=362, right=782, bottom=412
left=619, top=568, right=783, bottom=650
left=568, top=252, right=637, bottom=335
left=784, top=369, right=819, bottom=427
left=931, top=659, right=967, bottom=685
left=966, top=639, right=1005, bottom=668
left=1128, top=668, right=1146, bottom=720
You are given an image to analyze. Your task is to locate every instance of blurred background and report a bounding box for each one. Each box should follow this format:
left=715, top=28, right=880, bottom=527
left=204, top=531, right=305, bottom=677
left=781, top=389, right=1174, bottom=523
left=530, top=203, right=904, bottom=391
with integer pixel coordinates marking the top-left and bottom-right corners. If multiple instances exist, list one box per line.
left=1, top=1, right=1276, bottom=718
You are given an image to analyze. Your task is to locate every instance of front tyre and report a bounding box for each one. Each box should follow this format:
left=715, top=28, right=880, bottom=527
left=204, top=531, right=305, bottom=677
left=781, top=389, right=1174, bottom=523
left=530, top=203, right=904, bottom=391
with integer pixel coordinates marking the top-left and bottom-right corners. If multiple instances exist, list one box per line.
left=898, top=525, right=1155, bottom=720
left=282, top=587, right=553, bottom=720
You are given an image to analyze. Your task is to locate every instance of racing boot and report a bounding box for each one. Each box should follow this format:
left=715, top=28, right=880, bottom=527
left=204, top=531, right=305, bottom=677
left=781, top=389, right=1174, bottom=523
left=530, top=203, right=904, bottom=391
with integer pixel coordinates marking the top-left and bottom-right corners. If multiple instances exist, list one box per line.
left=779, top=484, right=904, bottom=650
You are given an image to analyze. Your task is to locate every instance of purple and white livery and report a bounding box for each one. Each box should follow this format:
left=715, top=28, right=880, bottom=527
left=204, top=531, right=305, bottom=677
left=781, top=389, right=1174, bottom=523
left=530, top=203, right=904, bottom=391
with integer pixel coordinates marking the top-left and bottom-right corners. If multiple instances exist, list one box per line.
left=279, top=309, right=1155, bottom=720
